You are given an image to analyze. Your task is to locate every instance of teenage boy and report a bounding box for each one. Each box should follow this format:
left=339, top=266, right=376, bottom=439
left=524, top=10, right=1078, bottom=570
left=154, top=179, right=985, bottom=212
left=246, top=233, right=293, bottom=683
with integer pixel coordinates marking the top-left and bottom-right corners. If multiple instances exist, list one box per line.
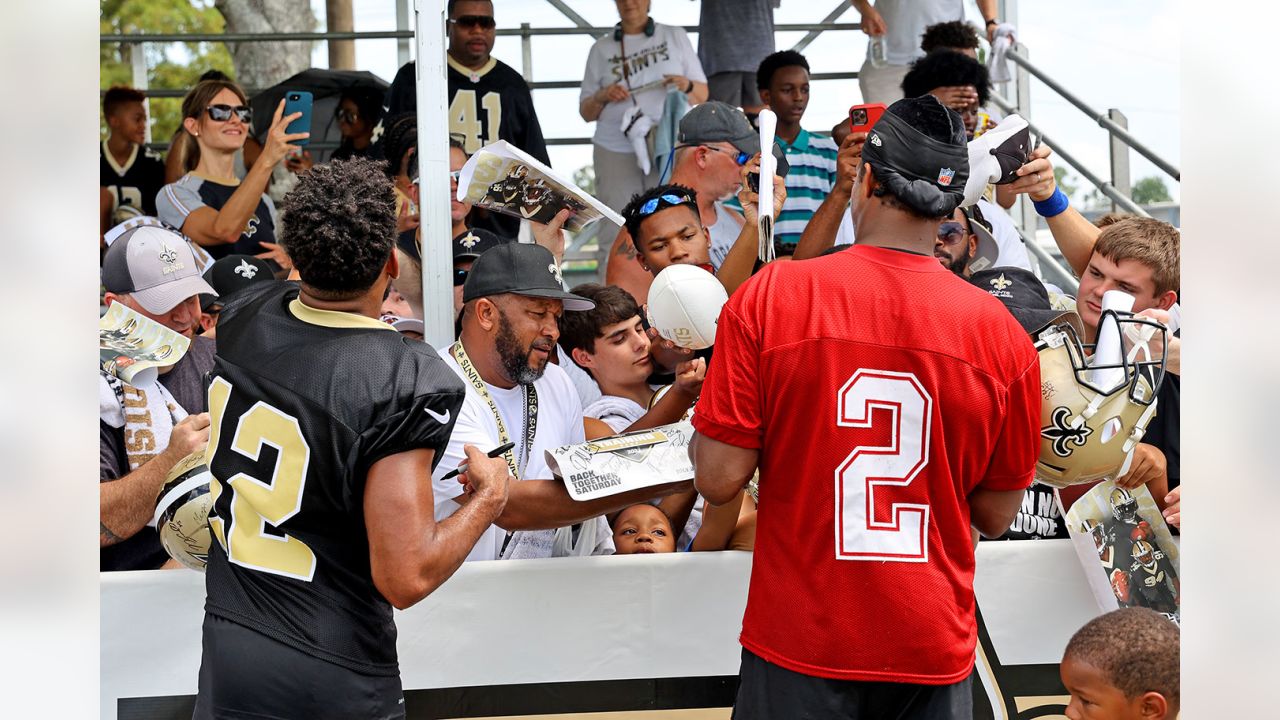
left=756, top=50, right=837, bottom=255
left=101, top=86, right=166, bottom=230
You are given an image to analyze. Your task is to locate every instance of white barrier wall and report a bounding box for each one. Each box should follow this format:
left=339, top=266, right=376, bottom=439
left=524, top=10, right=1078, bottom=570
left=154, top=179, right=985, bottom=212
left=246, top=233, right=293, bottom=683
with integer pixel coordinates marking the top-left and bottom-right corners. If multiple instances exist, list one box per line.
left=103, top=540, right=1100, bottom=720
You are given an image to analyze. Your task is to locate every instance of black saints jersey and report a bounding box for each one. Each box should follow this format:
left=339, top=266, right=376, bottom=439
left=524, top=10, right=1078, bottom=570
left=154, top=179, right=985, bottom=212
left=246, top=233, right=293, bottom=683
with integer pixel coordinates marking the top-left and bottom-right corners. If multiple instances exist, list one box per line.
left=203, top=283, right=465, bottom=675
left=156, top=174, right=277, bottom=260
left=100, top=140, right=166, bottom=217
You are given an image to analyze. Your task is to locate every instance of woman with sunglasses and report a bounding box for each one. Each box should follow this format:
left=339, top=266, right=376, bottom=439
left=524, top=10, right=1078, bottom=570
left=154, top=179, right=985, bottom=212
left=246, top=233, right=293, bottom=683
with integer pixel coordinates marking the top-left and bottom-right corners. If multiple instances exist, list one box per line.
left=156, top=79, right=308, bottom=271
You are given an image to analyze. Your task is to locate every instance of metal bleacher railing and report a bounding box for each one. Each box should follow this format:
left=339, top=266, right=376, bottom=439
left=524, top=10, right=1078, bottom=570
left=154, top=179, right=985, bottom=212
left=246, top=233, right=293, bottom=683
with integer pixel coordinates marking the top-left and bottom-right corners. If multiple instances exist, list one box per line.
left=101, top=2, right=1180, bottom=293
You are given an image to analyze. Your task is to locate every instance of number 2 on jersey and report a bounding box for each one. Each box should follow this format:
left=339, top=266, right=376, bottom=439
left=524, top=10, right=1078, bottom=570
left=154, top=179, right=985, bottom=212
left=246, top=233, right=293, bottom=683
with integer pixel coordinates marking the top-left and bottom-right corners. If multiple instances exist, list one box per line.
left=835, top=370, right=933, bottom=562
left=207, top=376, right=316, bottom=581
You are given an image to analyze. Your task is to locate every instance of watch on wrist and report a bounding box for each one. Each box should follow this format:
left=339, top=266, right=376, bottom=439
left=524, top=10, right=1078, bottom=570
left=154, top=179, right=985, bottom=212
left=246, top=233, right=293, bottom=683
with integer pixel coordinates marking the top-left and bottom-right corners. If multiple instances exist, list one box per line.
left=985, top=18, right=998, bottom=27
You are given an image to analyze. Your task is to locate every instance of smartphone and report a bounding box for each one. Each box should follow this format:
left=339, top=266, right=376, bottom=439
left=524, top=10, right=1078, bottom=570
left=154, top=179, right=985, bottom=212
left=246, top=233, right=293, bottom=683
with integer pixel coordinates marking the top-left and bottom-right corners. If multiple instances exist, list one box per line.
left=848, top=103, right=887, bottom=135
left=747, top=171, right=759, bottom=193
left=283, top=91, right=313, bottom=145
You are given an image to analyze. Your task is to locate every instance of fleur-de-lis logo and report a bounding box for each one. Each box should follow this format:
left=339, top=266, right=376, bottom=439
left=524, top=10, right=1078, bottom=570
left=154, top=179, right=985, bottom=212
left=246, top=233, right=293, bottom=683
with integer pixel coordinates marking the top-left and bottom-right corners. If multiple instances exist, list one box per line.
left=1041, top=406, right=1092, bottom=458
left=990, top=273, right=1012, bottom=291
left=459, top=232, right=480, bottom=250
left=234, top=259, right=258, bottom=279
left=548, top=262, right=563, bottom=285
left=158, top=243, right=179, bottom=266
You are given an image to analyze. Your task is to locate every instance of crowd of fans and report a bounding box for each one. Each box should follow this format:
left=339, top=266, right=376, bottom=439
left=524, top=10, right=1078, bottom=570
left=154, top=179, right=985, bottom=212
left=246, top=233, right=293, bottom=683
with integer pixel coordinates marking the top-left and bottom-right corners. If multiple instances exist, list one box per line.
left=100, top=0, right=1180, bottom=712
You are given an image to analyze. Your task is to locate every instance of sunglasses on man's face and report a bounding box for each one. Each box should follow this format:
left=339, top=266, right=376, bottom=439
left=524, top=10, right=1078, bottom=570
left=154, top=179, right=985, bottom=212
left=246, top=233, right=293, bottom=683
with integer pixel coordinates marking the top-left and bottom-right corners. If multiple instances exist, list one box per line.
left=449, top=14, right=496, bottom=29
left=205, top=104, right=252, bottom=123
left=701, top=145, right=751, bottom=166
left=454, top=267, right=470, bottom=287
left=936, top=221, right=969, bottom=245
left=638, top=193, right=694, bottom=217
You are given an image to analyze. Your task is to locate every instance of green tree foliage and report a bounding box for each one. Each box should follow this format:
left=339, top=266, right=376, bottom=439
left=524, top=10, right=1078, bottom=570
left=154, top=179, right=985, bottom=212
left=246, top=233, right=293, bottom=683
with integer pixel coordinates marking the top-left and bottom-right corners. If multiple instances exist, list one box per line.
left=1130, top=176, right=1172, bottom=205
left=573, top=165, right=596, bottom=197
left=101, top=0, right=235, bottom=147
left=1053, top=166, right=1078, bottom=201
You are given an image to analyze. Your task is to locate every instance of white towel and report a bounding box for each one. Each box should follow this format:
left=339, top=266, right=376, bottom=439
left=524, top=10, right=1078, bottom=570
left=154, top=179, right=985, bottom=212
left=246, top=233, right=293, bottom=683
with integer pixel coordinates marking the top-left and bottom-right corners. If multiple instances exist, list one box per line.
left=988, top=23, right=1017, bottom=84
left=100, top=371, right=186, bottom=473
left=621, top=105, right=654, bottom=175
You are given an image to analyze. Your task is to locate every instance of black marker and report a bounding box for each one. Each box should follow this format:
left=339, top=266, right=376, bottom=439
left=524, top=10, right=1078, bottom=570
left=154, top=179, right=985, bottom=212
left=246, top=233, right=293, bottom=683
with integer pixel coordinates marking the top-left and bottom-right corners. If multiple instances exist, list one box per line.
left=442, top=441, right=516, bottom=480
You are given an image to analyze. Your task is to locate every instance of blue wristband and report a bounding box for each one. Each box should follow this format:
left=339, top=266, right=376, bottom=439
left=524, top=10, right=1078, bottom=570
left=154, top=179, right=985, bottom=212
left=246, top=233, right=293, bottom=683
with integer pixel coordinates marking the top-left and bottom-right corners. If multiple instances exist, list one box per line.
left=1032, top=187, right=1069, bottom=218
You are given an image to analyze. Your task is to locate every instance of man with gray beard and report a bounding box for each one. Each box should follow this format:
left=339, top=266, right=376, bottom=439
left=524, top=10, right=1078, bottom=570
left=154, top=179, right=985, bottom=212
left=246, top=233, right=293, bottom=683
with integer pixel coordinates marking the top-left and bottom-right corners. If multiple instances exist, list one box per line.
left=432, top=243, right=693, bottom=560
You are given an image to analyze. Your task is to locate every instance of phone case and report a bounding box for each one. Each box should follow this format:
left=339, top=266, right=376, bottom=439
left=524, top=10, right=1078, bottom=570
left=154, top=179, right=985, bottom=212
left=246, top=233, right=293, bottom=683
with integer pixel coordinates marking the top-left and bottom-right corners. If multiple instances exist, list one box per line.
left=283, top=91, right=313, bottom=146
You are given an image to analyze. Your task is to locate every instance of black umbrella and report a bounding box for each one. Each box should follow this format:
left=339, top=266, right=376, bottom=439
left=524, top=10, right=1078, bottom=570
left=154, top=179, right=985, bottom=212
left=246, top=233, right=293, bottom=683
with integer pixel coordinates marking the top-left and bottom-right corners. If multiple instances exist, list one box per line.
left=250, top=68, right=389, bottom=163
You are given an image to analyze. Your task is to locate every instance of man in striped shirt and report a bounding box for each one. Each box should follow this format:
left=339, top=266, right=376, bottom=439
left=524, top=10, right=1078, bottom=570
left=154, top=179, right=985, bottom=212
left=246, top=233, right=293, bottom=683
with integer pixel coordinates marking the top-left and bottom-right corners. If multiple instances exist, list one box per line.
left=756, top=50, right=839, bottom=255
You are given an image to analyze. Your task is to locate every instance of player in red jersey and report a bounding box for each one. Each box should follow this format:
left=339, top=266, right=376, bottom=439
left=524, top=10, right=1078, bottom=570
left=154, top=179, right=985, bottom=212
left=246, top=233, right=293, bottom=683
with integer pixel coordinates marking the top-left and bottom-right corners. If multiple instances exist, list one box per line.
left=692, top=96, right=1041, bottom=719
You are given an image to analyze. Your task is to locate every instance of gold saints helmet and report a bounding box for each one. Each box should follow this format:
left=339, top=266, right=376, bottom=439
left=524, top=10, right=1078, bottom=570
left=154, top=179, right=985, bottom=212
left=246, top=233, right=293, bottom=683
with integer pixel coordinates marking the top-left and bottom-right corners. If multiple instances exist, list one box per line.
left=1034, top=311, right=1167, bottom=488
left=152, top=449, right=215, bottom=571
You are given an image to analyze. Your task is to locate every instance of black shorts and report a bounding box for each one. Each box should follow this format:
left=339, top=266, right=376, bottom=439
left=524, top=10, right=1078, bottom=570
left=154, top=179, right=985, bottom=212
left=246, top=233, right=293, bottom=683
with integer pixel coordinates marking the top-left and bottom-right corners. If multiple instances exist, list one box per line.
left=732, top=648, right=973, bottom=720
left=193, top=613, right=405, bottom=720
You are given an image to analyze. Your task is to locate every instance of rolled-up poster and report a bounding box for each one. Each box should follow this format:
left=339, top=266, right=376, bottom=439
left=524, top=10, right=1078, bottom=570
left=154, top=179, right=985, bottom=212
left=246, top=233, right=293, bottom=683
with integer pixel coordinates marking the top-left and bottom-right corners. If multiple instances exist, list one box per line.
left=1088, top=289, right=1135, bottom=391
left=756, top=108, right=776, bottom=263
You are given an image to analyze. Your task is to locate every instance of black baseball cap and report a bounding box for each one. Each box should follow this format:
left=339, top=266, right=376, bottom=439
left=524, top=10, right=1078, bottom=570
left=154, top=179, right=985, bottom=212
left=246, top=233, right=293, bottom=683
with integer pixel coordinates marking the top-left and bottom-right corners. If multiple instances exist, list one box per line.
left=862, top=95, right=969, bottom=217
left=969, top=266, right=1083, bottom=336
left=200, top=255, right=275, bottom=312
left=453, top=227, right=511, bottom=262
left=462, top=243, right=595, bottom=311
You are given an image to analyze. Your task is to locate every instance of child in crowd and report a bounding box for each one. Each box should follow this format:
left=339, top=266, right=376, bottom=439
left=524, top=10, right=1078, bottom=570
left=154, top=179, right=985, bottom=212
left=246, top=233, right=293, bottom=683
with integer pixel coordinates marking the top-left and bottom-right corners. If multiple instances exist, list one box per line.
left=1060, top=607, right=1179, bottom=719
left=611, top=504, right=677, bottom=555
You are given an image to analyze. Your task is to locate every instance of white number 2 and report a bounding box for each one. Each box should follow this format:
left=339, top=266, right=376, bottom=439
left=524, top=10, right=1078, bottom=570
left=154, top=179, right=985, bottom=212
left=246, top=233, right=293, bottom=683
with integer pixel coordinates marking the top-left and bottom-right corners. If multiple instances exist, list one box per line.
left=835, top=370, right=933, bottom=562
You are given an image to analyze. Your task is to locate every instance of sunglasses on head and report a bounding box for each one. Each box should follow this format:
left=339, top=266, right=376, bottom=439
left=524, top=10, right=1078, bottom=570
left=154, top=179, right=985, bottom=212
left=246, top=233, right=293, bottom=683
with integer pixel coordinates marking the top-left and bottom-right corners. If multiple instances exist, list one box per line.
left=454, top=267, right=469, bottom=287
left=638, top=193, right=694, bottom=217
left=936, top=221, right=968, bottom=245
left=205, top=104, right=251, bottom=123
left=449, top=14, right=496, bottom=29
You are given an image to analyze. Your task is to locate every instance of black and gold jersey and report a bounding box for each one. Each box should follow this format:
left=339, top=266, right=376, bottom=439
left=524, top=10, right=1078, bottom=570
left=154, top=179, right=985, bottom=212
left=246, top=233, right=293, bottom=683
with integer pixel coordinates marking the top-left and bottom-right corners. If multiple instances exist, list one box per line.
left=100, top=140, right=166, bottom=217
left=156, top=173, right=277, bottom=260
left=203, top=283, right=465, bottom=676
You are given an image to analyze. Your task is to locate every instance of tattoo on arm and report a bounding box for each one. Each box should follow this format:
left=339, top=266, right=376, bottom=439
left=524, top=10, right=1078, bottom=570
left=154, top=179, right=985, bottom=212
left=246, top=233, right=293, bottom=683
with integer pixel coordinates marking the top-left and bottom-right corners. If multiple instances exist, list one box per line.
left=100, top=520, right=123, bottom=546
left=618, top=239, right=638, bottom=260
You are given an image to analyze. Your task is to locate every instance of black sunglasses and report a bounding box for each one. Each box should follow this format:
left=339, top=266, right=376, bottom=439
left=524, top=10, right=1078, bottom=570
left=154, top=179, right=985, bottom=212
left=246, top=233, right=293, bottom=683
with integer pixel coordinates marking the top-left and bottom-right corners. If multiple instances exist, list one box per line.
left=453, top=267, right=469, bottom=287
left=335, top=108, right=359, bottom=123
left=449, top=15, right=496, bottom=29
left=936, top=221, right=968, bottom=245
left=205, top=104, right=251, bottom=123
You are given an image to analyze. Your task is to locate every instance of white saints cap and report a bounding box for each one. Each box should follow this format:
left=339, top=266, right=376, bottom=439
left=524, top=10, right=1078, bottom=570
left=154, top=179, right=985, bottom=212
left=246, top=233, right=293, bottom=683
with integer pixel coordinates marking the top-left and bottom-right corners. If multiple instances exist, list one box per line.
left=101, top=225, right=217, bottom=315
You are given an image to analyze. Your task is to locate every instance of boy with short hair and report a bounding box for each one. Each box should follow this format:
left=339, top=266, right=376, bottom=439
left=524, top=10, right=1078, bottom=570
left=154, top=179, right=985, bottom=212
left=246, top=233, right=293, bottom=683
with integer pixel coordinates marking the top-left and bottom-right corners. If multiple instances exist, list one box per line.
left=101, top=86, right=166, bottom=223
left=755, top=50, right=838, bottom=255
left=1060, top=607, right=1179, bottom=719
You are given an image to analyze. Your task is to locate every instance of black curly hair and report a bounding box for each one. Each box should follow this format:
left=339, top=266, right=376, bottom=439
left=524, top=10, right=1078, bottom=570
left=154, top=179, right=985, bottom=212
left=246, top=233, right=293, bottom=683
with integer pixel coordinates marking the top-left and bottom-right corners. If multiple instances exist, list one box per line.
left=281, top=156, right=397, bottom=299
left=381, top=112, right=418, bottom=178
left=756, top=50, right=810, bottom=91
left=920, top=21, right=980, bottom=53
left=902, top=51, right=991, bottom=107
left=620, top=184, right=700, bottom=245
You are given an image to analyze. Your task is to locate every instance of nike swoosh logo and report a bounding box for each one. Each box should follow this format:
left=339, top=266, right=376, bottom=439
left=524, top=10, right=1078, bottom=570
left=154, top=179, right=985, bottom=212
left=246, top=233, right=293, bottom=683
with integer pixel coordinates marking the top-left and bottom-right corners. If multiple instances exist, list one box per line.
left=425, top=407, right=451, bottom=424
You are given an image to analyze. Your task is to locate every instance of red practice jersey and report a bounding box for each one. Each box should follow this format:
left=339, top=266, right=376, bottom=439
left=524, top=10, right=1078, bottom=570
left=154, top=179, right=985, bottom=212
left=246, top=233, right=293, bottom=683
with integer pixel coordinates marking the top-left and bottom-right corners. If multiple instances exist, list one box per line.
left=694, top=245, right=1040, bottom=684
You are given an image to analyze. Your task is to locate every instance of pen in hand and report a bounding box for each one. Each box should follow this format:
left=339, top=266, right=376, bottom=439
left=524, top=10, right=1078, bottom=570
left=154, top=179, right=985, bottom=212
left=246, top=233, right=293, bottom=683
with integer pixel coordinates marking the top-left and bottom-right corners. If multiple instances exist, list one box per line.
left=442, top=441, right=515, bottom=480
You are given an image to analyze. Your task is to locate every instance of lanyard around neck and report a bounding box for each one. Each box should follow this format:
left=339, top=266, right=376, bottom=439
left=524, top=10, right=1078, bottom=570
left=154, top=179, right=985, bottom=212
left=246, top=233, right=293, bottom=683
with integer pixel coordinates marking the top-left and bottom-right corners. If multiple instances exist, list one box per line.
left=450, top=341, right=538, bottom=480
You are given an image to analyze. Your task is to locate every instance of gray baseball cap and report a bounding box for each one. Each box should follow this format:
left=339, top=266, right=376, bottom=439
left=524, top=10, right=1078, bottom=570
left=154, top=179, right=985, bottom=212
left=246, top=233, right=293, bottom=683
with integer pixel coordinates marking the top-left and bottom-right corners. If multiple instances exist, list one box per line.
left=101, top=225, right=217, bottom=315
left=678, top=101, right=790, bottom=176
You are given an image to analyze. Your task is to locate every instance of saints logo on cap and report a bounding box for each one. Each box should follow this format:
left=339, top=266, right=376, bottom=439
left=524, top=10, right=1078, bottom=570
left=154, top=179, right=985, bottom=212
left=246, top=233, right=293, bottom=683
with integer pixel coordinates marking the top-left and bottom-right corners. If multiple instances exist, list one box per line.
left=548, top=262, right=563, bottom=285
left=990, top=274, right=1012, bottom=291
left=937, top=168, right=956, bottom=186
left=459, top=232, right=480, bottom=250
left=234, top=259, right=258, bottom=279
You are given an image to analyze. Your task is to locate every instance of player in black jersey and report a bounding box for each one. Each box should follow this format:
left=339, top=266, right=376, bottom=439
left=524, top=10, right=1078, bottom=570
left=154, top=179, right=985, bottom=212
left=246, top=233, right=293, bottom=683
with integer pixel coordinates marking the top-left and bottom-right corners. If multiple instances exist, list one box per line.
left=194, top=157, right=510, bottom=720
left=100, top=87, right=165, bottom=227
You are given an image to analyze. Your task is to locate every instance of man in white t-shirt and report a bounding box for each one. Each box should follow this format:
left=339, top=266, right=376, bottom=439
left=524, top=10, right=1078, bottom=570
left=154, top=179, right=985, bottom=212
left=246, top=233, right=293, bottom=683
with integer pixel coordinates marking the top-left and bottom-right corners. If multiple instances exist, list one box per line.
left=579, top=1, right=709, bottom=215
left=435, top=243, right=693, bottom=560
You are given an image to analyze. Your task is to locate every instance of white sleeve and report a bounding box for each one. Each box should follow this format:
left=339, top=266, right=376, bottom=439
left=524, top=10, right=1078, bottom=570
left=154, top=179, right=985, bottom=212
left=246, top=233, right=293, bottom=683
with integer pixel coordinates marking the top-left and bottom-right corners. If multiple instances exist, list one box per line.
left=156, top=179, right=204, bottom=229
left=580, top=40, right=609, bottom=101
left=675, top=27, right=707, bottom=83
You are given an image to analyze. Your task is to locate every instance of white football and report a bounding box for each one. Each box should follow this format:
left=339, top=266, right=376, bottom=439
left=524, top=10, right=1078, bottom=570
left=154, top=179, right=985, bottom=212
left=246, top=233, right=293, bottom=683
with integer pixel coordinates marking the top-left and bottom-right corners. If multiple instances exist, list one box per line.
left=646, top=264, right=728, bottom=350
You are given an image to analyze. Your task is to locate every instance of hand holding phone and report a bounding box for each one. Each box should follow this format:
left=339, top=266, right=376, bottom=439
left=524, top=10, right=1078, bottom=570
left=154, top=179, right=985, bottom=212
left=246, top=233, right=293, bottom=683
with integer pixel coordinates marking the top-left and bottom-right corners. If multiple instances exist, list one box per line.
left=848, top=103, right=887, bottom=135
left=283, top=91, right=314, bottom=146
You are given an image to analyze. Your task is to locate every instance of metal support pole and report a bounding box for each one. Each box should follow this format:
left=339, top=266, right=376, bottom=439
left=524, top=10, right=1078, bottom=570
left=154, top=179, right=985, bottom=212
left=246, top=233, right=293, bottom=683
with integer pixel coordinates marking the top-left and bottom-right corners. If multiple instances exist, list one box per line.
left=521, top=23, right=533, bottom=83
left=791, top=2, right=852, bottom=53
left=1108, top=108, right=1131, bottom=212
left=543, top=0, right=591, bottom=28
left=414, top=0, right=454, bottom=348
left=131, top=47, right=150, bottom=143
left=396, top=0, right=411, bottom=65
left=1013, top=45, right=1038, bottom=237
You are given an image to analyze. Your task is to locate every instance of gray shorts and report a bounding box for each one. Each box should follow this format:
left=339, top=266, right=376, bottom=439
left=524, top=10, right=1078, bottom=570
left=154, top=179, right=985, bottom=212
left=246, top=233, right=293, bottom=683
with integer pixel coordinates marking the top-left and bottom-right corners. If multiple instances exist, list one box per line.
left=709, top=72, right=764, bottom=110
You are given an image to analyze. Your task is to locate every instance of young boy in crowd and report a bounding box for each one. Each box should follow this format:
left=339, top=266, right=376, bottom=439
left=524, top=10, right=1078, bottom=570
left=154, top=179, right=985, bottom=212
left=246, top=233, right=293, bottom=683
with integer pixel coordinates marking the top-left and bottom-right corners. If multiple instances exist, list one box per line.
left=755, top=50, right=837, bottom=255
left=1060, top=607, right=1179, bottom=719
left=100, top=86, right=166, bottom=238
left=611, top=504, right=677, bottom=555
left=558, top=283, right=704, bottom=437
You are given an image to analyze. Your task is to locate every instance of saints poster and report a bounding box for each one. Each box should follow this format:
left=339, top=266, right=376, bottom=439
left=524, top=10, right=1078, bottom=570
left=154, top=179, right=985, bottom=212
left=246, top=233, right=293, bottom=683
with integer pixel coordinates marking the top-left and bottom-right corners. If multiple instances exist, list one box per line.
left=99, top=302, right=190, bottom=385
left=1063, top=480, right=1180, bottom=623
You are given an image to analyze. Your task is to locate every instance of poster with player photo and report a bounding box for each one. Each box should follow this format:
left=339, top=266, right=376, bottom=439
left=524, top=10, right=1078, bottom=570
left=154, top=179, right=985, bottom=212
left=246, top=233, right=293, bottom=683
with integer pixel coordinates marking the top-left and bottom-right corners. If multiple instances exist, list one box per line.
left=458, top=140, right=624, bottom=233
left=545, top=421, right=694, bottom=501
left=1063, top=480, right=1180, bottom=623
left=99, top=302, right=190, bottom=385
